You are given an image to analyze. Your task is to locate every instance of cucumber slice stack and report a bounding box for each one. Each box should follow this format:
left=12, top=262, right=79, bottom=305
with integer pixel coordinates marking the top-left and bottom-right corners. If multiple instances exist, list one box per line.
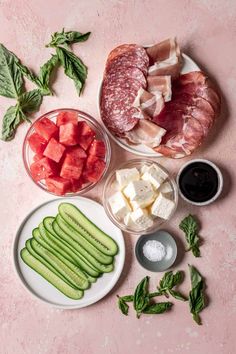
left=20, top=203, right=119, bottom=300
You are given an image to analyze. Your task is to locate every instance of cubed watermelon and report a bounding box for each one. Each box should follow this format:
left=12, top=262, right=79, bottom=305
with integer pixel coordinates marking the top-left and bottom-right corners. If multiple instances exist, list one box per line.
left=70, top=178, right=83, bottom=193
left=78, top=135, right=94, bottom=150
left=83, top=158, right=106, bottom=183
left=30, top=157, right=57, bottom=181
left=28, top=132, right=47, bottom=154
left=88, top=140, right=106, bottom=158
left=56, top=111, right=78, bottom=126
left=33, top=153, right=44, bottom=162
left=60, top=155, right=84, bottom=180
left=59, top=123, right=79, bottom=146
left=78, top=121, right=96, bottom=137
left=66, top=146, right=87, bottom=160
left=34, top=118, right=59, bottom=141
left=43, top=138, right=66, bottom=163
left=45, top=176, right=71, bottom=195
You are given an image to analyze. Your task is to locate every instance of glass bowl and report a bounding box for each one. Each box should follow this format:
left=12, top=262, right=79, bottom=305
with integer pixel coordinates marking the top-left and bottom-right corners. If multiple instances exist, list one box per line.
left=23, top=108, right=111, bottom=196
left=102, top=159, right=178, bottom=235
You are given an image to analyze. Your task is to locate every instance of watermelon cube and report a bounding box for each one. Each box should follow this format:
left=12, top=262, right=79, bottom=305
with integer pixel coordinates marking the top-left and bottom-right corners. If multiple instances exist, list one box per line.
left=59, top=123, right=79, bottom=146
left=70, top=178, right=83, bottom=193
left=83, top=158, right=106, bottom=183
left=78, top=121, right=96, bottom=137
left=33, top=153, right=44, bottom=162
left=66, top=146, right=87, bottom=160
left=60, top=155, right=84, bottom=180
left=78, top=135, right=94, bottom=150
left=30, top=157, right=57, bottom=181
left=56, top=111, right=78, bottom=126
left=34, top=118, right=58, bottom=141
left=43, top=138, right=66, bottom=163
left=88, top=140, right=106, bottom=158
left=28, top=132, right=47, bottom=154
left=45, top=176, right=71, bottom=195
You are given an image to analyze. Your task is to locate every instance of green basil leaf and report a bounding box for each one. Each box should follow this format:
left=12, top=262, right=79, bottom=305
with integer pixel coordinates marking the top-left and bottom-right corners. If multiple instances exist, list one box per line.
left=143, top=302, right=172, bottom=314
left=56, top=46, right=87, bottom=96
left=133, top=276, right=150, bottom=317
left=0, top=44, right=24, bottom=98
left=46, top=28, right=91, bottom=48
left=179, top=215, right=200, bottom=257
left=38, top=54, right=58, bottom=95
left=169, top=289, right=188, bottom=301
left=159, top=271, right=173, bottom=290
left=18, top=89, right=42, bottom=113
left=120, top=295, right=134, bottom=302
left=1, top=104, right=25, bottom=141
left=117, top=296, right=129, bottom=316
left=188, top=265, right=205, bottom=325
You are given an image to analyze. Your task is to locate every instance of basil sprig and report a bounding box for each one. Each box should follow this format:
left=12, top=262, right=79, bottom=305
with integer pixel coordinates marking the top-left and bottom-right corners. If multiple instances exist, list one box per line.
left=157, top=271, right=188, bottom=301
left=143, top=302, right=172, bottom=314
left=188, top=265, right=205, bottom=325
left=133, top=276, right=150, bottom=318
left=179, top=214, right=201, bottom=257
left=46, top=28, right=91, bottom=48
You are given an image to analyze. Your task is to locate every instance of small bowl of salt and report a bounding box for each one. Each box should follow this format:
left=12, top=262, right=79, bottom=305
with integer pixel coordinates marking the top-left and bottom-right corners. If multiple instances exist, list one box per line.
left=135, top=230, right=177, bottom=272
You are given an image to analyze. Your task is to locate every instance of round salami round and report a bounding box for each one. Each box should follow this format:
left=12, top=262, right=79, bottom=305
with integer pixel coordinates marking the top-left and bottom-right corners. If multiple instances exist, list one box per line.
left=104, top=66, right=147, bottom=89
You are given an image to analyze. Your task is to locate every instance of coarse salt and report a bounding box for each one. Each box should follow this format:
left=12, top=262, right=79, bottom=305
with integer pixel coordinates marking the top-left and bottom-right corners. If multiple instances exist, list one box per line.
left=142, top=240, right=166, bottom=262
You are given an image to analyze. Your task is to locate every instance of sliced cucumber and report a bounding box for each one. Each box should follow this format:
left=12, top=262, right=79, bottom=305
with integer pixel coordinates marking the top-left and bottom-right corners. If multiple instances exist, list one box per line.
left=26, top=239, right=74, bottom=287
left=31, top=239, right=89, bottom=290
left=36, top=225, right=100, bottom=278
left=20, top=249, right=83, bottom=300
left=84, top=273, right=97, bottom=283
left=58, top=203, right=118, bottom=256
left=56, top=215, right=113, bottom=265
left=53, top=221, right=114, bottom=273
left=43, top=216, right=58, bottom=237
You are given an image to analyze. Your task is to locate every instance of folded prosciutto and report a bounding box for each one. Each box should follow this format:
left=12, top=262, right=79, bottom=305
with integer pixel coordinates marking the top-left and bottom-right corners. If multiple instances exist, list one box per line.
left=147, top=75, right=172, bottom=101
left=146, top=38, right=182, bottom=79
left=133, top=88, right=165, bottom=117
left=125, top=120, right=166, bottom=148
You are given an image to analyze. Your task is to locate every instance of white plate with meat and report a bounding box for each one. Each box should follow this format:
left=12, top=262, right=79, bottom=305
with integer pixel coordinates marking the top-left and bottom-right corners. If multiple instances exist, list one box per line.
left=98, top=39, right=221, bottom=158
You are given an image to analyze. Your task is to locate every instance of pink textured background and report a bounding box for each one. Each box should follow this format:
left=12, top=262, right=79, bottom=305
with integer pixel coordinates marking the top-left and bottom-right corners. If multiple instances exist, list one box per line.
left=0, top=1, right=236, bottom=353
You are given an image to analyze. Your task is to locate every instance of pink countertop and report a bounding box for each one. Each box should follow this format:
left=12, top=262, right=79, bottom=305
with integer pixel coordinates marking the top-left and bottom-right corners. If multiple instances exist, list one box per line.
left=0, top=1, right=236, bottom=353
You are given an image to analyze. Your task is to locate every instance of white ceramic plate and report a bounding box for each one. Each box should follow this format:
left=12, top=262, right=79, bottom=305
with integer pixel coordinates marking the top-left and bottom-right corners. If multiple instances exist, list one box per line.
left=98, top=53, right=200, bottom=157
left=13, top=197, right=125, bottom=309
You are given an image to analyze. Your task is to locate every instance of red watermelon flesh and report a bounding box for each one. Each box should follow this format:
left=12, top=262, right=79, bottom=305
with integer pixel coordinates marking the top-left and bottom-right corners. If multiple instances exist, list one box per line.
left=43, top=138, right=66, bottom=163
left=78, top=121, right=96, bottom=137
left=30, top=157, right=57, bottom=181
left=66, top=146, right=87, bottom=159
left=34, top=118, right=59, bottom=141
left=60, top=155, right=84, bottom=180
left=88, top=140, right=106, bottom=158
left=59, top=123, right=79, bottom=146
left=28, top=132, right=47, bottom=154
left=83, top=157, right=106, bottom=183
left=45, top=176, right=71, bottom=195
left=56, top=111, right=78, bottom=126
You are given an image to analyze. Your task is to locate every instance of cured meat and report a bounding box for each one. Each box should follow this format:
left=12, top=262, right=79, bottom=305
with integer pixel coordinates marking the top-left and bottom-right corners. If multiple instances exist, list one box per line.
left=125, top=120, right=166, bottom=147
left=133, top=88, right=165, bottom=117
left=101, top=44, right=149, bottom=135
left=146, top=38, right=182, bottom=78
left=152, top=71, right=221, bottom=158
left=147, top=75, right=172, bottom=101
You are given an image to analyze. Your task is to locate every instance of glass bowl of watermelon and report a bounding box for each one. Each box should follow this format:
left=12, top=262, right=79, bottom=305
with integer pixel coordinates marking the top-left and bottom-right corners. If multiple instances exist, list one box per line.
left=23, top=109, right=111, bottom=196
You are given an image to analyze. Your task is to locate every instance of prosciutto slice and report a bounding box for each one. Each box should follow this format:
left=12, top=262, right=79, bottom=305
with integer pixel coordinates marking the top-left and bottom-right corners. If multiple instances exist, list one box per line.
left=147, top=38, right=182, bottom=79
left=147, top=75, right=172, bottom=101
left=125, top=120, right=166, bottom=148
left=133, top=88, right=165, bottom=117
left=153, top=71, right=221, bottom=158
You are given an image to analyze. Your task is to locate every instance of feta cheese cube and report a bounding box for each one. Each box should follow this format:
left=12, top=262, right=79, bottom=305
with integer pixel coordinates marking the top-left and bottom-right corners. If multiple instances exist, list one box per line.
left=116, top=168, right=140, bottom=189
left=151, top=193, right=175, bottom=219
left=124, top=212, right=136, bottom=227
left=130, top=208, right=154, bottom=229
left=140, top=164, right=149, bottom=176
left=123, top=180, right=155, bottom=208
left=159, top=181, right=173, bottom=195
left=108, top=191, right=131, bottom=219
left=141, top=164, right=167, bottom=190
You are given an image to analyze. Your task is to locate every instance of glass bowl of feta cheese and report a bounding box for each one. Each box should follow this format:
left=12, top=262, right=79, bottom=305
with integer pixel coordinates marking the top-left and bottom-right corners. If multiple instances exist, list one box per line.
left=103, top=159, right=178, bottom=234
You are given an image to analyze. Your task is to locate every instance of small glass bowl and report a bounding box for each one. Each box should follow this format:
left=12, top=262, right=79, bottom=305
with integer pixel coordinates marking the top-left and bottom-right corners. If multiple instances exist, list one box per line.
left=102, top=159, right=178, bottom=235
left=23, top=108, right=111, bottom=196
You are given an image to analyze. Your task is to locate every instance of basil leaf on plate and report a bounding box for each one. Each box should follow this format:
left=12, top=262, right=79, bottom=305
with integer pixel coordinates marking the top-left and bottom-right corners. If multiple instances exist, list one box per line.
left=133, top=276, right=150, bottom=318
left=1, top=104, right=25, bottom=141
left=56, top=46, right=87, bottom=96
left=46, top=28, right=91, bottom=48
left=188, top=265, right=205, bottom=325
left=117, top=296, right=129, bottom=316
left=0, top=44, right=24, bottom=98
left=143, top=302, right=172, bottom=314
left=179, top=215, right=200, bottom=257
left=18, top=89, right=42, bottom=113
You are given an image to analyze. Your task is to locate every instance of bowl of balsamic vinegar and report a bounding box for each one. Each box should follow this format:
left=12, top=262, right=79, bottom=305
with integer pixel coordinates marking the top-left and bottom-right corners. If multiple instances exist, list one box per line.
left=177, top=159, right=223, bottom=206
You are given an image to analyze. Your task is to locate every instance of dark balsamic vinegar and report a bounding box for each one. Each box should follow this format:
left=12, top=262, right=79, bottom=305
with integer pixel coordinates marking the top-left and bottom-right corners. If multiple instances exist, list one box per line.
left=179, top=162, right=219, bottom=203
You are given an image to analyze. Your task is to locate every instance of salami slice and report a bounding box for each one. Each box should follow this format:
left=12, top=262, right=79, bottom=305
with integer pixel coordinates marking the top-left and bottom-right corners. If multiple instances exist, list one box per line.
left=104, top=67, right=147, bottom=88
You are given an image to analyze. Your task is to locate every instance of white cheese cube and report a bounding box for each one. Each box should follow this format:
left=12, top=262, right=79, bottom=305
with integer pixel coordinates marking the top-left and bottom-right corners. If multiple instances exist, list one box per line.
left=151, top=193, right=175, bottom=219
left=124, top=213, right=136, bottom=227
left=123, top=180, right=155, bottom=208
left=108, top=191, right=131, bottom=219
left=140, top=164, right=149, bottom=176
left=159, top=181, right=173, bottom=195
left=141, top=164, right=168, bottom=190
left=116, top=168, right=140, bottom=189
left=130, top=208, right=154, bottom=229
